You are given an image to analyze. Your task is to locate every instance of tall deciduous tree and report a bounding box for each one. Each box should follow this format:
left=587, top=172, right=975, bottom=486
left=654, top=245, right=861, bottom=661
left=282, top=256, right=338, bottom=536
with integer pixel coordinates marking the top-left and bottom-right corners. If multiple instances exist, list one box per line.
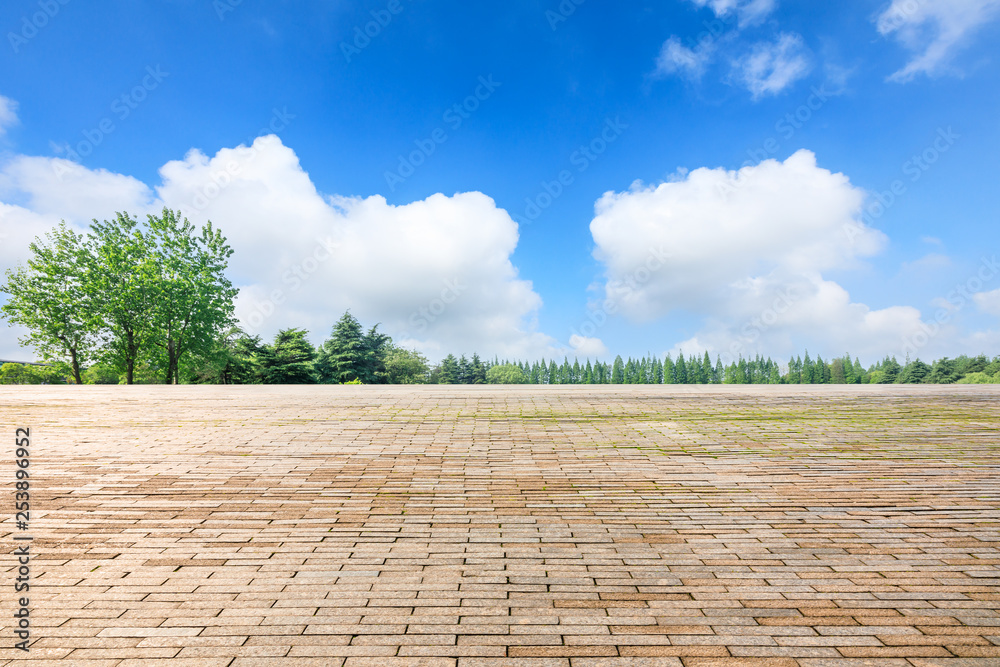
left=146, top=209, right=238, bottom=384
left=1, top=222, right=94, bottom=383
left=385, top=347, right=429, bottom=384
left=85, top=213, right=158, bottom=385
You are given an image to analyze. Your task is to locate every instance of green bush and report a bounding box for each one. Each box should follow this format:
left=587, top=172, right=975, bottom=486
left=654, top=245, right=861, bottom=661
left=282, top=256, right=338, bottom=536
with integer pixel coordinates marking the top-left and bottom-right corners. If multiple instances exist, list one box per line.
left=486, top=363, right=528, bottom=384
left=82, top=363, right=122, bottom=384
left=0, top=362, right=70, bottom=385
left=956, top=372, right=1000, bottom=384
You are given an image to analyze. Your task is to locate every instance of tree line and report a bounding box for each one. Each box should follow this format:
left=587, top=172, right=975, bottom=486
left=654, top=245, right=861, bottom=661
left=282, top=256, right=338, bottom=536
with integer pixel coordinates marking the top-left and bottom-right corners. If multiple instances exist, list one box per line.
left=3, top=314, right=997, bottom=385
left=2, top=213, right=998, bottom=386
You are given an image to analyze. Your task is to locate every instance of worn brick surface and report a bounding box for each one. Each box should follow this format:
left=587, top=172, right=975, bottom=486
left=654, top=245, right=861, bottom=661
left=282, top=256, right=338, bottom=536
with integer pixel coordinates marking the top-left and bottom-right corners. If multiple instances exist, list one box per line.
left=1, top=385, right=999, bottom=665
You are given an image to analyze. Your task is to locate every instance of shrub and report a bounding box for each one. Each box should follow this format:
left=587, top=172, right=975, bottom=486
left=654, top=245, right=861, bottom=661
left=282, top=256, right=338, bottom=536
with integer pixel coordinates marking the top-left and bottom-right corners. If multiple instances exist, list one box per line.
left=486, top=364, right=528, bottom=384
left=0, top=362, right=70, bottom=384
left=956, top=372, right=1000, bottom=384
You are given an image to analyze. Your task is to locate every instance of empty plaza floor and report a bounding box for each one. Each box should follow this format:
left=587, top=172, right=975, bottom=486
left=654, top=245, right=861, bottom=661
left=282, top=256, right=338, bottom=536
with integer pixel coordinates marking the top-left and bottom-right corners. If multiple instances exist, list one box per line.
left=1, top=385, right=1000, bottom=666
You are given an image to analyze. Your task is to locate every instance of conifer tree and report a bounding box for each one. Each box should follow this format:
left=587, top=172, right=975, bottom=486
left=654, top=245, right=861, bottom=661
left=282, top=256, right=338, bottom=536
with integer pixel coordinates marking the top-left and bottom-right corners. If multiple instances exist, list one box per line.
left=853, top=357, right=865, bottom=384
left=611, top=355, right=624, bottom=383
left=675, top=352, right=688, bottom=384
left=470, top=353, right=486, bottom=384
left=260, top=328, right=316, bottom=384
left=317, top=311, right=366, bottom=383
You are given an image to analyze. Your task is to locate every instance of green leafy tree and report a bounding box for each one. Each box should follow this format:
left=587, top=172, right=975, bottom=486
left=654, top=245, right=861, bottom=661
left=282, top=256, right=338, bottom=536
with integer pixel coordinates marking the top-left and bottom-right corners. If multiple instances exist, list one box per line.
left=957, top=372, right=1000, bottom=384
left=82, top=362, right=121, bottom=384
left=184, top=328, right=264, bottom=384
left=145, top=209, right=238, bottom=384
left=830, top=358, right=847, bottom=384
left=0, top=362, right=70, bottom=385
left=385, top=347, right=430, bottom=384
left=259, top=328, right=316, bottom=384
left=928, top=357, right=960, bottom=384
left=486, top=363, right=528, bottom=384
left=85, top=213, right=159, bottom=384
left=1, top=222, right=95, bottom=383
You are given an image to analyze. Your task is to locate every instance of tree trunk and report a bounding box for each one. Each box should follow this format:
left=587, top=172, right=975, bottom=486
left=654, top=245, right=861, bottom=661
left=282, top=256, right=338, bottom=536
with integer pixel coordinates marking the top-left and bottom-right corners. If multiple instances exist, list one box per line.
left=166, top=339, right=181, bottom=385
left=69, top=348, right=82, bottom=385
left=125, top=330, right=135, bottom=385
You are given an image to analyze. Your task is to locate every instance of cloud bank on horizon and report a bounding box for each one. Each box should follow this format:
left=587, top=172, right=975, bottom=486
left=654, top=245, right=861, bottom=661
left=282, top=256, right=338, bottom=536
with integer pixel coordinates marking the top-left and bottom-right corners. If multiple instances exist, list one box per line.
left=1, top=128, right=995, bottom=364
left=0, top=134, right=560, bottom=361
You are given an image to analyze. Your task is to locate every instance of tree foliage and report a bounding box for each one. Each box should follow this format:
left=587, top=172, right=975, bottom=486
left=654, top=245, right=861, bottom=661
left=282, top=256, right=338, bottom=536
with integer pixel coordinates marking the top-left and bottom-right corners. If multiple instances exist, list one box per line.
left=2, top=210, right=238, bottom=384
left=1, top=222, right=95, bottom=383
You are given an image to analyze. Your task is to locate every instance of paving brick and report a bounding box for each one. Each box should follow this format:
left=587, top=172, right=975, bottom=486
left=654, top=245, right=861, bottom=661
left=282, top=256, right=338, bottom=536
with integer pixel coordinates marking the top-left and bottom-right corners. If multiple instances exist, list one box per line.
left=3, top=385, right=998, bottom=664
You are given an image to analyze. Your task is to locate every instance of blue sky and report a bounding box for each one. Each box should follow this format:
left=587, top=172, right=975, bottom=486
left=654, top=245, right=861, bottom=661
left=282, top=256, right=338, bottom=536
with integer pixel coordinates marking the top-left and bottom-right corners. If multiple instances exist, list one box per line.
left=1, top=0, right=999, bottom=364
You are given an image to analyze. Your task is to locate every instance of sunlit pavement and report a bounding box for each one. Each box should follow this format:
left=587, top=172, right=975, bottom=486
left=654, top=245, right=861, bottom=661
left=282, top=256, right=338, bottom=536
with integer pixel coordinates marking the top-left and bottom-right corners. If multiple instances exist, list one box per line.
left=2, top=385, right=999, bottom=666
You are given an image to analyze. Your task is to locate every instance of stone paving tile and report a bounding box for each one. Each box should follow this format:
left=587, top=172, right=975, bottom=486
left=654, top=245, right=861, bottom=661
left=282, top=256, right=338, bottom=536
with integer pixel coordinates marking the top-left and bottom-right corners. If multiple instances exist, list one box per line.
left=1, top=385, right=999, bottom=665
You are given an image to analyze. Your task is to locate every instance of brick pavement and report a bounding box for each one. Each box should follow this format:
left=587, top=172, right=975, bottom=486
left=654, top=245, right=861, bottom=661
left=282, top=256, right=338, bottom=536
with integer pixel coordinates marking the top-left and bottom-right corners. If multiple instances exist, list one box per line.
left=1, top=385, right=998, bottom=666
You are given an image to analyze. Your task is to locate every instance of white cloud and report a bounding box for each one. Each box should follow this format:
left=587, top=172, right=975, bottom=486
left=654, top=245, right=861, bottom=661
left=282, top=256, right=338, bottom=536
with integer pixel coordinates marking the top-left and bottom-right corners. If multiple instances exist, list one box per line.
left=656, top=0, right=778, bottom=86
left=690, top=0, right=777, bottom=27
left=876, top=0, right=1000, bottom=82
left=974, top=288, right=1000, bottom=316
left=0, top=156, right=158, bottom=221
left=656, top=36, right=714, bottom=80
left=588, top=149, right=947, bottom=362
left=732, top=33, right=812, bottom=99
left=0, top=203, right=73, bottom=359
left=0, top=137, right=561, bottom=362
left=901, top=253, right=952, bottom=273
left=0, top=95, right=18, bottom=137
left=569, top=334, right=609, bottom=358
